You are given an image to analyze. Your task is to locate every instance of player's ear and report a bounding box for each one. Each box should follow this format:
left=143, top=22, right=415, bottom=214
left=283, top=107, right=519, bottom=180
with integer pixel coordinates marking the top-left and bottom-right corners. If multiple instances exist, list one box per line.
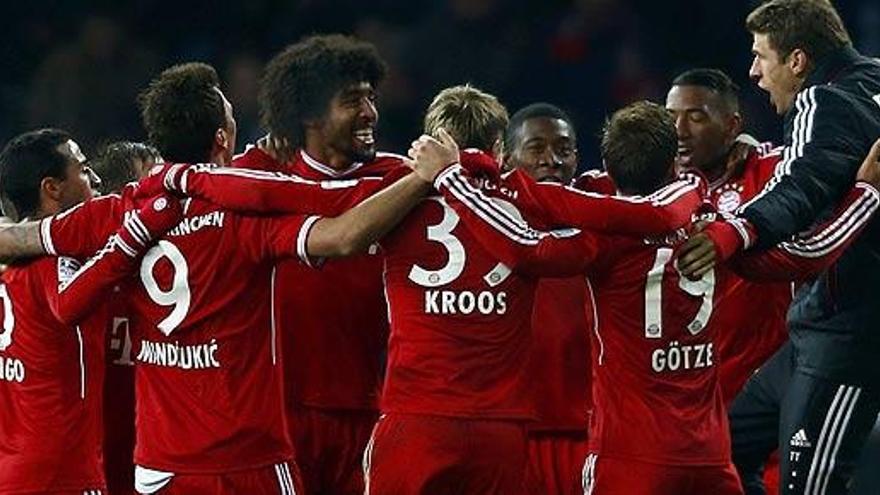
left=215, top=127, right=229, bottom=151
left=726, top=112, right=744, bottom=143
left=41, top=176, right=64, bottom=202
left=492, top=137, right=504, bottom=160
left=788, top=48, right=810, bottom=79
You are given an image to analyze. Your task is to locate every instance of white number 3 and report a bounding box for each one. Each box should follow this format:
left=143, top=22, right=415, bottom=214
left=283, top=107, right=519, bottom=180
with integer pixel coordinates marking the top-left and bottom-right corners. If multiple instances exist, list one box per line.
left=141, top=240, right=191, bottom=335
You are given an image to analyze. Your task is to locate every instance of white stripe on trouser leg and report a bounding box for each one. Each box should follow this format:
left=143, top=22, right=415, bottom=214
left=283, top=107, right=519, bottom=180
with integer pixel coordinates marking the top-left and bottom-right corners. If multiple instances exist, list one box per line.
left=283, top=463, right=297, bottom=495
left=818, top=387, right=862, bottom=495
left=804, top=385, right=851, bottom=494
left=275, top=463, right=291, bottom=495
left=811, top=386, right=858, bottom=495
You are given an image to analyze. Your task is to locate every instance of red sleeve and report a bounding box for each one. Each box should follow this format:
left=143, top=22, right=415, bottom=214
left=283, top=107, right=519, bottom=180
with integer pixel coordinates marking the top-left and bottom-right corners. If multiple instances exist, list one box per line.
left=46, top=237, right=139, bottom=325
left=501, top=167, right=705, bottom=235
left=731, top=182, right=880, bottom=281
left=43, top=194, right=125, bottom=260
left=235, top=213, right=321, bottom=266
left=434, top=165, right=604, bottom=277
left=182, top=166, right=408, bottom=217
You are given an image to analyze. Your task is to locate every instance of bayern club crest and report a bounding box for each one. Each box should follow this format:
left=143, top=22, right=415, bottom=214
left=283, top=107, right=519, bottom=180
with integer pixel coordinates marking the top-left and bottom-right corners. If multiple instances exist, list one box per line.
left=716, top=189, right=742, bottom=213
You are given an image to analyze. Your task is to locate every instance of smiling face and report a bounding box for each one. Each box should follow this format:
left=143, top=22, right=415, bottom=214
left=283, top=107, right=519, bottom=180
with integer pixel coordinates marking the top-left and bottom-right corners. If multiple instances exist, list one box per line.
left=316, top=81, right=379, bottom=167
left=749, top=33, right=803, bottom=115
left=665, top=85, right=739, bottom=174
left=506, top=117, right=578, bottom=184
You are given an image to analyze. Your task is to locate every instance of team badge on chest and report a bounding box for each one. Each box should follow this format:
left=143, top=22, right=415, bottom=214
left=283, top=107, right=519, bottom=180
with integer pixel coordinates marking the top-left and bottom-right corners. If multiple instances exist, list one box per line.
left=715, top=187, right=743, bottom=213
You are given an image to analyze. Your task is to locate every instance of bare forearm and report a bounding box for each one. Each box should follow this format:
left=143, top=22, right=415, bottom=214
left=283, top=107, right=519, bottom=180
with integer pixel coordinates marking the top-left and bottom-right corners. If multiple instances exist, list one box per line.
left=308, top=172, right=430, bottom=257
left=0, top=220, right=47, bottom=261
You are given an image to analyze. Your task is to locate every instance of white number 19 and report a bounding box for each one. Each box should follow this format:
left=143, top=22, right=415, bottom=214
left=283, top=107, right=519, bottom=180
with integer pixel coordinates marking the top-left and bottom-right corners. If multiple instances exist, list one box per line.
left=644, top=247, right=715, bottom=339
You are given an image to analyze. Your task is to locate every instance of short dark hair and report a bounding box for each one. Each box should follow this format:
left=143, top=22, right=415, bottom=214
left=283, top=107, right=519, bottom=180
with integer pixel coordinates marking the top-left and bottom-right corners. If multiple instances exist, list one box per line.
left=601, top=101, right=677, bottom=196
left=423, top=84, right=509, bottom=152
left=93, top=141, right=161, bottom=193
left=504, top=103, right=576, bottom=157
left=746, top=0, right=851, bottom=62
left=260, top=34, right=387, bottom=149
left=671, top=68, right=741, bottom=113
left=139, top=62, right=224, bottom=163
left=0, top=128, right=72, bottom=219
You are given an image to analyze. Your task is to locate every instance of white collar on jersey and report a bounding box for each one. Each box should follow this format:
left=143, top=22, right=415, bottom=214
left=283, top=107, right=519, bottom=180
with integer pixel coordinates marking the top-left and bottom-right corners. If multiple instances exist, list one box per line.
left=300, top=150, right=364, bottom=178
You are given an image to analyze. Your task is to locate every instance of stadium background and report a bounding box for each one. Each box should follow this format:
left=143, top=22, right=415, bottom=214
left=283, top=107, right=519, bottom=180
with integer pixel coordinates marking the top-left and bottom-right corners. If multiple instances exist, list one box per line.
left=1, top=0, right=878, bottom=169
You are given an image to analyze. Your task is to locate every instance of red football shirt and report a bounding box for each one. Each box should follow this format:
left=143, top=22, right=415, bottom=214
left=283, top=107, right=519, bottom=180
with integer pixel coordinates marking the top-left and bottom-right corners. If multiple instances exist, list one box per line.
left=103, top=288, right=136, bottom=493
left=43, top=191, right=318, bottom=473
left=379, top=193, right=539, bottom=420
left=707, top=146, right=791, bottom=403
left=234, top=148, right=401, bottom=410
left=528, top=276, right=592, bottom=432
left=0, top=256, right=107, bottom=492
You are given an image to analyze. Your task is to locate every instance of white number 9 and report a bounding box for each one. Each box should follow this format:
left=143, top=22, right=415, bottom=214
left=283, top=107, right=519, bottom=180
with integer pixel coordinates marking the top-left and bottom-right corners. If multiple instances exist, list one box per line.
left=140, top=240, right=191, bottom=335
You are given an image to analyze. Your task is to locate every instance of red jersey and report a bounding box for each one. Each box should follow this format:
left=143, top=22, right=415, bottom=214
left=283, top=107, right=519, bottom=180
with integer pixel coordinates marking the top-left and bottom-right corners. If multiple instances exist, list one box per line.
left=42, top=190, right=317, bottom=474
left=0, top=256, right=107, bottom=493
left=528, top=276, right=592, bottom=432
left=707, top=146, right=791, bottom=403
left=379, top=193, right=540, bottom=420
left=433, top=164, right=879, bottom=466
left=103, top=287, right=136, bottom=493
left=234, top=148, right=401, bottom=410
left=576, top=150, right=791, bottom=404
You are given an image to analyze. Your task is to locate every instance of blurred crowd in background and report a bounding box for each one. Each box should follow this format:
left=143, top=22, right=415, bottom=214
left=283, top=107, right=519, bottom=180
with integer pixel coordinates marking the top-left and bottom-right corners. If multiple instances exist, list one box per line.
left=2, top=0, right=879, bottom=169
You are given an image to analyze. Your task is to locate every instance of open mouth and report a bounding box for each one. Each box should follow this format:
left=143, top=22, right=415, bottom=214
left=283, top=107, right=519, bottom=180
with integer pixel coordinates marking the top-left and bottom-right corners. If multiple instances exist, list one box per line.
left=538, top=175, right=563, bottom=184
left=353, top=128, right=375, bottom=146
left=677, top=145, right=693, bottom=161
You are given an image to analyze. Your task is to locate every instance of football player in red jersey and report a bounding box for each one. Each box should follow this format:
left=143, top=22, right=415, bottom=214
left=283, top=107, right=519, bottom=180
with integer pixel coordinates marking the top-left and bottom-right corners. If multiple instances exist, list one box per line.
left=666, top=68, right=790, bottom=495
left=502, top=103, right=592, bottom=495
left=667, top=68, right=790, bottom=404
left=244, top=35, right=402, bottom=495
left=423, top=101, right=880, bottom=495
left=0, top=128, right=155, bottom=495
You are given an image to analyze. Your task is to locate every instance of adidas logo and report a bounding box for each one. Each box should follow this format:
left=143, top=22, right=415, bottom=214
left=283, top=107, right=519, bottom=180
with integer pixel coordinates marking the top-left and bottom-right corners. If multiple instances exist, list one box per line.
left=790, top=429, right=812, bottom=448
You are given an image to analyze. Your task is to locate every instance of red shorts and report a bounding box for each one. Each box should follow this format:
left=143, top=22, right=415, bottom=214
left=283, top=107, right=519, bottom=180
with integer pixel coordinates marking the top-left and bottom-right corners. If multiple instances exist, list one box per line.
left=582, top=453, right=743, bottom=495
left=290, top=405, right=378, bottom=495
left=134, top=462, right=302, bottom=495
left=525, top=431, right=589, bottom=495
left=364, top=413, right=528, bottom=495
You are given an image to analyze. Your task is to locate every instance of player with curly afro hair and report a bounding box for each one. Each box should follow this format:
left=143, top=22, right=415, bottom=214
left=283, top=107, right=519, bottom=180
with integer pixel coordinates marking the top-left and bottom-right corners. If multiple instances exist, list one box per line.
left=259, top=34, right=387, bottom=168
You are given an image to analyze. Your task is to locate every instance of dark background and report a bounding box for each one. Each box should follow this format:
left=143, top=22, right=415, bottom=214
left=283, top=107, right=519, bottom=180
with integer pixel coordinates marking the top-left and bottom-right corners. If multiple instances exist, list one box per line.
left=2, top=0, right=877, bottom=169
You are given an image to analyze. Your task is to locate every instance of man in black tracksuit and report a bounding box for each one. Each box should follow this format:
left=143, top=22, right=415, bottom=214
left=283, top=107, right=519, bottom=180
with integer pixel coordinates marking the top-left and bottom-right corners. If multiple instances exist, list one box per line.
left=677, top=1, right=880, bottom=494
